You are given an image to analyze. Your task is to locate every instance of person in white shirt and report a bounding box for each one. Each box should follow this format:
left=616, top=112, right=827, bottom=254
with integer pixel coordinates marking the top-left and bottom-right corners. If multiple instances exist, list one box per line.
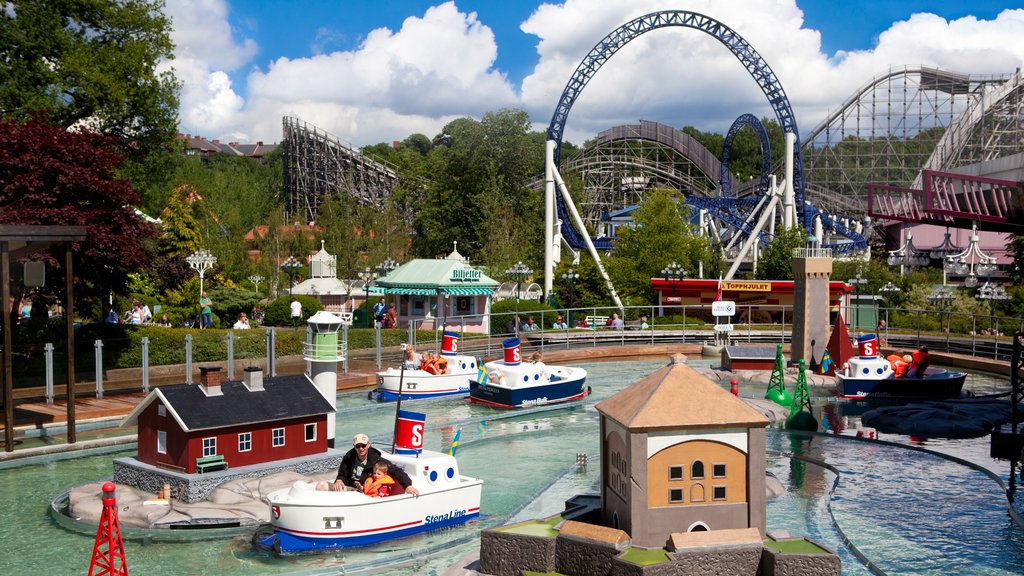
left=290, top=298, right=302, bottom=327
left=233, top=313, right=251, bottom=329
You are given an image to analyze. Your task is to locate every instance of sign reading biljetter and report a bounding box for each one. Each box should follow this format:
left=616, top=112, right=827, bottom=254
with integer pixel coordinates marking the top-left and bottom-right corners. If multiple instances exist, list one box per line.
left=722, top=281, right=771, bottom=292
left=450, top=268, right=482, bottom=282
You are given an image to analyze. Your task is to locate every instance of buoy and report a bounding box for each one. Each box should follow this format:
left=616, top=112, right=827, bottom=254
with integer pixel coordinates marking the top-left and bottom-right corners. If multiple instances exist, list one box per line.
left=730, top=379, right=739, bottom=396
left=88, top=482, right=129, bottom=576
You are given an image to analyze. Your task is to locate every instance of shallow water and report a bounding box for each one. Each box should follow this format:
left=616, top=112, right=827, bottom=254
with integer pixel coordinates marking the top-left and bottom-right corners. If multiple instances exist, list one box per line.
left=2, top=359, right=1022, bottom=575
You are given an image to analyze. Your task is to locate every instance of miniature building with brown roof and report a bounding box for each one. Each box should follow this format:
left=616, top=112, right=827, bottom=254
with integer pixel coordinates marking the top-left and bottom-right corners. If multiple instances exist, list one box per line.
left=594, top=354, right=770, bottom=547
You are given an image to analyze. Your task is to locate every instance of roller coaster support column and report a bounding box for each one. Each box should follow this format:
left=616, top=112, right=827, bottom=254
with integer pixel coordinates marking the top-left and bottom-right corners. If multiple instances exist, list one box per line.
left=725, top=193, right=780, bottom=280
left=551, top=148, right=624, bottom=313
left=544, top=140, right=556, bottom=301
left=783, top=132, right=796, bottom=231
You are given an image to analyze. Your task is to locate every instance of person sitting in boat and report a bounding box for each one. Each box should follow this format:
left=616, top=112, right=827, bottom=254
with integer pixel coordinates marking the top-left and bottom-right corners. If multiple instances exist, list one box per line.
left=434, top=354, right=449, bottom=374
left=486, top=369, right=506, bottom=386
left=363, top=461, right=396, bottom=498
left=331, top=434, right=419, bottom=495
left=886, top=354, right=910, bottom=378
left=420, top=351, right=438, bottom=374
left=907, top=346, right=930, bottom=378
left=402, top=346, right=421, bottom=370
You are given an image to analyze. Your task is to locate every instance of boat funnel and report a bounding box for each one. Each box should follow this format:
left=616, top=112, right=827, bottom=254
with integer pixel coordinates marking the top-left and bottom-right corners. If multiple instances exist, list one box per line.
left=441, top=331, right=460, bottom=357
left=856, top=334, right=879, bottom=358
left=502, top=338, right=522, bottom=365
left=394, top=410, right=426, bottom=455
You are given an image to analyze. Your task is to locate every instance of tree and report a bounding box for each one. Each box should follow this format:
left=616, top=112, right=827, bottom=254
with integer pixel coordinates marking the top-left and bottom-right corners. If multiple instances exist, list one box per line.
left=0, top=0, right=180, bottom=189
left=0, top=117, right=156, bottom=302
left=755, top=227, right=807, bottom=280
left=605, top=189, right=714, bottom=304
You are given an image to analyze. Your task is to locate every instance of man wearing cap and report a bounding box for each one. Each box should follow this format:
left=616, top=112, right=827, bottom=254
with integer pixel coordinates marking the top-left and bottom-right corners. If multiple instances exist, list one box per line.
left=332, top=433, right=419, bottom=495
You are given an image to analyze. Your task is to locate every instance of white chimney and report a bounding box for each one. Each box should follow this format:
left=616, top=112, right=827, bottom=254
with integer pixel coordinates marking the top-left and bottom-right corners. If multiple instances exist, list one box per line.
left=243, top=366, right=264, bottom=392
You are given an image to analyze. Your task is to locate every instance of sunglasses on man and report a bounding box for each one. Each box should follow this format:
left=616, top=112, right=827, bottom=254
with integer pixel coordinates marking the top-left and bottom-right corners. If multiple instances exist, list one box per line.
left=354, top=443, right=368, bottom=449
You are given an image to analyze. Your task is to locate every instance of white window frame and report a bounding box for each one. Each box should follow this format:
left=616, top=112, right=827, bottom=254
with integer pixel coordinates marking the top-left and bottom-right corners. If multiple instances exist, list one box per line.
left=238, top=432, right=252, bottom=452
left=304, top=422, right=317, bottom=442
left=157, top=404, right=166, bottom=417
left=156, top=430, right=167, bottom=454
left=272, top=428, right=285, bottom=447
left=202, top=437, right=217, bottom=457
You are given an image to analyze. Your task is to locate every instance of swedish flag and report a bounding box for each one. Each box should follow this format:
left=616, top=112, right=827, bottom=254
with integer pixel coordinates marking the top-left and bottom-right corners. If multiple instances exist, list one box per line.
left=820, top=349, right=833, bottom=374
left=476, top=360, right=488, bottom=387
left=449, top=428, right=461, bottom=456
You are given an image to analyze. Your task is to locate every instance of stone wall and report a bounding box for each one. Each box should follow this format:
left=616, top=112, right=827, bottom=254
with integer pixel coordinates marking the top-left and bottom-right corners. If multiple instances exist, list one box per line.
left=478, top=529, right=556, bottom=576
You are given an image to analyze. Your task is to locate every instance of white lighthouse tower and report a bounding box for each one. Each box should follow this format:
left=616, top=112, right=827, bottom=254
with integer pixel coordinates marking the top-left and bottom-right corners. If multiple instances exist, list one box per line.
left=306, top=310, right=343, bottom=447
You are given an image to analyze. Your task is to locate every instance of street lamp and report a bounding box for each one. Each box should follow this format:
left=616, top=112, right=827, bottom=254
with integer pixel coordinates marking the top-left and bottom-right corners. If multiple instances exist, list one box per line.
left=976, top=281, right=1009, bottom=336
left=377, top=258, right=398, bottom=278
left=280, top=256, right=303, bottom=292
left=505, top=261, right=532, bottom=332
left=928, top=286, right=956, bottom=333
left=186, top=249, right=217, bottom=297
left=886, top=229, right=930, bottom=275
left=944, top=223, right=997, bottom=289
left=560, top=267, right=579, bottom=325
left=661, top=261, right=686, bottom=315
left=846, top=273, right=868, bottom=332
left=878, top=281, right=900, bottom=338
left=248, top=274, right=264, bottom=296
left=358, top=267, right=378, bottom=327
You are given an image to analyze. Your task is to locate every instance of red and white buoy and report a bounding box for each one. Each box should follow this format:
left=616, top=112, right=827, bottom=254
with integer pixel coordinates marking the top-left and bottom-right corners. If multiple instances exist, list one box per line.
left=730, top=379, right=739, bottom=396
left=88, top=482, right=128, bottom=576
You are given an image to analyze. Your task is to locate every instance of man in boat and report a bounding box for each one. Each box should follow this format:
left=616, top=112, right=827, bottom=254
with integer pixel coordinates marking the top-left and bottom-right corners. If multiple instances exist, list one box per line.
left=907, top=346, right=930, bottom=378
left=332, top=433, right=420, bottom=495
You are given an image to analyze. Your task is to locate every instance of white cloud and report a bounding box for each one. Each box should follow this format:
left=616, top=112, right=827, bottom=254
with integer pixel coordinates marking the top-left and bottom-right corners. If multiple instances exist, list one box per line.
left=169, top=1, right=1024, bottom=147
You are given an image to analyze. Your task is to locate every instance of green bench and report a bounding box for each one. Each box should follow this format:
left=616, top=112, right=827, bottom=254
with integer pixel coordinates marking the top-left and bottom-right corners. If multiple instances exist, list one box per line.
left=196, top=454, right=228, bottom=474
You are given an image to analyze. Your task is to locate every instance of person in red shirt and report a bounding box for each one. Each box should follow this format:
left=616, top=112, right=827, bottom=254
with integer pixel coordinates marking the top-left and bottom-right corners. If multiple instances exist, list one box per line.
left=907, top=346, right=930, bottom=378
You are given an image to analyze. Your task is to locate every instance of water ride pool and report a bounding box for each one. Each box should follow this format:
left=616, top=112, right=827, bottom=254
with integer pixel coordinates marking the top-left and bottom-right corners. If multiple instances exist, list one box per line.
left=2, top=360, right=1022, bottom=575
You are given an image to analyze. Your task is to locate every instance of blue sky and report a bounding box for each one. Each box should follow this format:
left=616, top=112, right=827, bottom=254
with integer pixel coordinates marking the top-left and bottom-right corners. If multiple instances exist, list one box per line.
left=164, top=1, right=1024, bottom=146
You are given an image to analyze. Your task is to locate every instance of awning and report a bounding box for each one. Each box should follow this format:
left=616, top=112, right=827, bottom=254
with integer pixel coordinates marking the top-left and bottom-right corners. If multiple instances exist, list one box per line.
left=441, top=286, right=495, bottom=296
left=369, top=286, right=438, bottom=295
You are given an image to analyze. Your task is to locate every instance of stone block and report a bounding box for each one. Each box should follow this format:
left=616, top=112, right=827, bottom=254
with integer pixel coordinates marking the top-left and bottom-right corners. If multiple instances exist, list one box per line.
left=479, top=529, right=556, bottom=576
left=759, top=537, right=841, bottom=576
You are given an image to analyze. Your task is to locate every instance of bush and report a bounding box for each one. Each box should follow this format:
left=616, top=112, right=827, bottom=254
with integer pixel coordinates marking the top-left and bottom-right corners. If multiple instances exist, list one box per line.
left=264, top=295, right=323, bottom=326
left=489, top=299, right=555, bottom=335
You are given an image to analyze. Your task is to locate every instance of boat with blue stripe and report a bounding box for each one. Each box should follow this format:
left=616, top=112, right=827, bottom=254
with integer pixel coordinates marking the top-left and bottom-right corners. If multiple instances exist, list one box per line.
left=468, top=338, right=588, bottom=409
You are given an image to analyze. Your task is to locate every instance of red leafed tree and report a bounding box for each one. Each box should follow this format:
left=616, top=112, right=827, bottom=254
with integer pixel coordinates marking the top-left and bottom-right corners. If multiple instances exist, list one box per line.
left=0, top=118, right=156, bottom=302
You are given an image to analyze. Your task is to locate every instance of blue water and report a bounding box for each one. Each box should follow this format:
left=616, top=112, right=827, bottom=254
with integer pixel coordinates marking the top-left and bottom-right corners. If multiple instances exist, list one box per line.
left=2, top=359, right=1022, bottom=575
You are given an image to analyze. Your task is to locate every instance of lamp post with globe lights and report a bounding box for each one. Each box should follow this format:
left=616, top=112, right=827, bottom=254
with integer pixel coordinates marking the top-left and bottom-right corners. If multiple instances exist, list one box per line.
left=976, top=282, right=1009, bottom=339
left=186, top=249, right=217, bottom=299
left=928, top=286, right=956, bottom=334
left=358, top=267, right=378, bottom=327
left=660, top=261, right=686, bottom=317
left=248, top=274, right=264, bottom=296
left=846, top=273, right=868, bottom=333
left=943, top=223, right=997, bottom=289
left=280, top=256, right=303, bottom=292
left=560, top=268, right=580, bottom=326
left=886, top=231, right=930, bottom=276
left=878, top=281, right=900, bottom=339
left=505, top=261, right=532, bottom=329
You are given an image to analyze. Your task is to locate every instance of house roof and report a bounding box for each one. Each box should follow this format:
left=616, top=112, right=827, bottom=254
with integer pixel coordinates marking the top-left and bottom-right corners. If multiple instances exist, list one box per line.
left=595, top=355, right=769, bottom=431
left=369, top=256, right=498, bottom=296
left=121, top=374, right=335, bottom=432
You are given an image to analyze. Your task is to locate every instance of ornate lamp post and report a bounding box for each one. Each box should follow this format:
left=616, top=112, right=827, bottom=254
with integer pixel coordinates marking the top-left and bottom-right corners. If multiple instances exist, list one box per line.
left=928, top=286, right=956, bottom=333
left=377, top=258, right=398, bottom=278
left=358, top=267, right=378, bottom=327
left=248, top=274, right=264, bottom=296
left=280, top=256, right=303, bottom=291
left=976, top=281, right=1009, bottom=337
left=186, top=249, right=217, bottom=297
left=846, top=273, right=868, bottom=332
left=505, top=261, right=532, bottom=331
left=560, top=267, right=579, bottom=325
left=944, top=223, right=997, bottom=289
left=886, top=230, right=930, bottom=276
left=878, top=281, right=900, bottom=337
left=660, top=261, right=686, bottom=315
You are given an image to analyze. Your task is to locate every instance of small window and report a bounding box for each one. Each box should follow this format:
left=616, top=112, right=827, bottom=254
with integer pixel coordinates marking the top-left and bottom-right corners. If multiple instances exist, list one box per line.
left=713, top=486, right=727, bottom=500
left=691, top=460, right=705, bottom=479
left=305, top=423, right=317, bottom=442
left=202, top=437, right=217, bottom=457
left=713, top=463, right=727, bottom=478
left=156, top=430, right=167, bottom=454
left=272, top=428, right=285, bottom=447
left=669, top=465, right=683, bottom=481
left=157, top=404, right=166, bottom=417
left=669, top=488, right=684, bottom=503
left=238, top=432, right=252, bottom=452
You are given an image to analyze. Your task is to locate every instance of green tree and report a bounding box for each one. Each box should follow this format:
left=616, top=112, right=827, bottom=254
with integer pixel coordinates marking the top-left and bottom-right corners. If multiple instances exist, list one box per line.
left=0, top=0, right=181, bottom=200
left=755, top=227, right=807, bottom=280
left=604, top=189, right=713, bottom=304
left=158, top=184, right=204, bottom=258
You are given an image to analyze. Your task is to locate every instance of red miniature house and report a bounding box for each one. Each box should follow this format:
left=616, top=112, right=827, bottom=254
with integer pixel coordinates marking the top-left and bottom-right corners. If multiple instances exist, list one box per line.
left=122, top=367, right=335, bottom=474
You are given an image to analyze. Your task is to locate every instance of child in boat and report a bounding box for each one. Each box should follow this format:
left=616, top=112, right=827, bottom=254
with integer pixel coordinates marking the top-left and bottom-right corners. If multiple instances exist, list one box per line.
left=363, top=461, right=396, bottom=498
left=886, top=354, right=910, bottom=378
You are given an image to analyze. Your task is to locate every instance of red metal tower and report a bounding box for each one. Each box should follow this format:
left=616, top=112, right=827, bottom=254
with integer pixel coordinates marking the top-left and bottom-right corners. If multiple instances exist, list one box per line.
left=87, top=482, right=128, bottom=576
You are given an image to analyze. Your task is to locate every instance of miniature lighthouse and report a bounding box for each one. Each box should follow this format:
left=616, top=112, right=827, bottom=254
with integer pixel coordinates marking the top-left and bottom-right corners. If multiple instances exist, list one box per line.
left=306, top=310, right=343, bottom=447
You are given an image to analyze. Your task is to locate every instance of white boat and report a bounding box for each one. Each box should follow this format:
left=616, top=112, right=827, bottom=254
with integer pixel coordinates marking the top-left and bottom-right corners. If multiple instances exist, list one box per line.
left=253, top=418, right=482, bottom=554
left=468, top=338, right=588, bottom=409
left=374, top=332, right=480, bottom=401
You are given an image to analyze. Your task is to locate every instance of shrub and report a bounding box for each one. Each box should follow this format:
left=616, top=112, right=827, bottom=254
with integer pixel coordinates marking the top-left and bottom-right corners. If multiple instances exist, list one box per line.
left=264, top=295, right=323, bottom=326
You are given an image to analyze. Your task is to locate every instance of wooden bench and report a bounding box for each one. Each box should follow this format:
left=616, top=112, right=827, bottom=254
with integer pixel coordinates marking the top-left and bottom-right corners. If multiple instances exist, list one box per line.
left=585, top=315, right=609, bottom=328
left=196, top=454, right=228, bottom=474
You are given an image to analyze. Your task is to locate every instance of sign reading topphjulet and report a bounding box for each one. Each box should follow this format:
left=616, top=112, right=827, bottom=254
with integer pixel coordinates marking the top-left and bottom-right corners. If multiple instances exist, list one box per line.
left=711, top=300, right=736, bottom=316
